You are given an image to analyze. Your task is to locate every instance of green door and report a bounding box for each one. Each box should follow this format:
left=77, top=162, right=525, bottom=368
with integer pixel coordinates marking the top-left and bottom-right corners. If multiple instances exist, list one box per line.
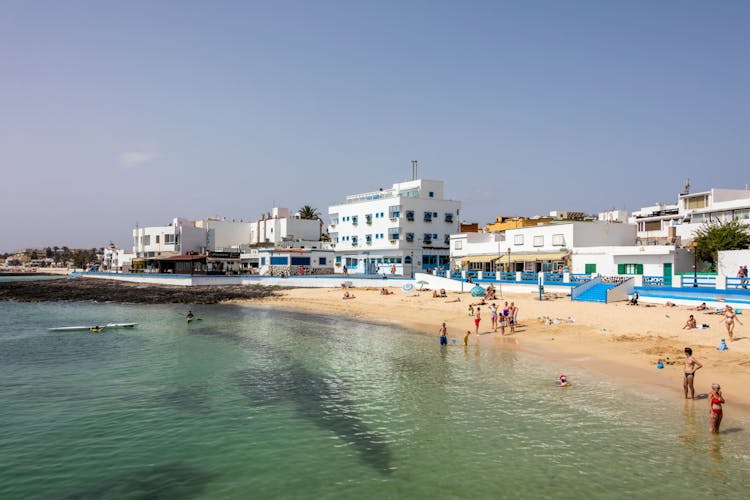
left=585, top=263, right=596, bottom=274
left=663, top=263, right=672, bottom=286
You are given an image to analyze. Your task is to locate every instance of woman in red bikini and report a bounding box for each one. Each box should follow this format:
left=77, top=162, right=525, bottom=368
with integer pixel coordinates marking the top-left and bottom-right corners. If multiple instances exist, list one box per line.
left=708, top=383, right=725, bottom=434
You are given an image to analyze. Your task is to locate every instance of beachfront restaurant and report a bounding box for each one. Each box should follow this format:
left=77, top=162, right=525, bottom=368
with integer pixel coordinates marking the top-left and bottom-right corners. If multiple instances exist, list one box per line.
left=149, top=252, right=242, bottom=275
left=460, top=251, right=569, bottom=273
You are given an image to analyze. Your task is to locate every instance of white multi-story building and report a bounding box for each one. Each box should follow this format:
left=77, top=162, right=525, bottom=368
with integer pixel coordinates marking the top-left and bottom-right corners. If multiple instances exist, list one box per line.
left=631, top=188, right=750, bottom=245
left=328, top=179, right=461, bottom=275
left=133, top=217, right=206, bottom=258
left=249, top=207, right=321, bottom=245
left=132, top=208, right=323, bottom=259
left=451, top=221, right=637, bottom=273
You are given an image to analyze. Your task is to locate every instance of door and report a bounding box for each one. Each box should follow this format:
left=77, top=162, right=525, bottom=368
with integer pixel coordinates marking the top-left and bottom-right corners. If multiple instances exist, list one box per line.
left=585, top=263, right=597, bottom=274
left=663, top=263, right=672, bottom=286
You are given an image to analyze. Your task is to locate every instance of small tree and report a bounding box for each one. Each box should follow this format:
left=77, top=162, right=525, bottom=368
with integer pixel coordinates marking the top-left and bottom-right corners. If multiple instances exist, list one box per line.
left=693, top=220, right=750, bottom=271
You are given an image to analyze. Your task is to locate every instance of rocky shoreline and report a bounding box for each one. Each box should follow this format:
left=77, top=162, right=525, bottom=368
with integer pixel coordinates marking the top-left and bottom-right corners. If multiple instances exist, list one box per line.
left=0, top=277, right=282, bottom=304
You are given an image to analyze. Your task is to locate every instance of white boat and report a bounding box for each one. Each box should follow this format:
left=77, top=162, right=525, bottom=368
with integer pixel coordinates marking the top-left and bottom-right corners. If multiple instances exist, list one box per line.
left=48, top=323, right=138, bottom=332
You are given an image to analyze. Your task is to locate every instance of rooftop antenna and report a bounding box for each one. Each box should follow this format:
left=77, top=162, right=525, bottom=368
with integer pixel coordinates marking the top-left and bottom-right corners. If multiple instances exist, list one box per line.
left=411, top=160, right=418, bottom=180
left=682, top=178, right=690, bottom=195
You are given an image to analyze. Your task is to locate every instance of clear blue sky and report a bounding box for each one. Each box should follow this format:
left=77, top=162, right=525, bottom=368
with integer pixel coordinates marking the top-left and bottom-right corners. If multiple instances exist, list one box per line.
left=2, top=0, right=749, bottom=251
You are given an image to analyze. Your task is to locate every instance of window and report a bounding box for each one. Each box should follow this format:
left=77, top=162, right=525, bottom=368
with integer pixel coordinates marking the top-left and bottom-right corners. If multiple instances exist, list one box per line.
left=533, top=235, right=544, bottom=247
left=444, top=234, right=450, bottom=245
left=319, top=257, right=327, bottom=265
left=389, top=230, right=400, bottom=240
left=365, top=234, right=372, bottom=243
left=270, top=256, right=288, bottom=265
left=423, top=233, right=433, bottom=244
left=454, top=240, right=462, bottom=250
left=351, top=236, right=358, bottom=245
left=585, top=263, right=596, bottom=274
left=514, top=235, right=524, bottom=245
left=346, top=257, right=358, bottom=267
left=142, top=235, right=150, bottom=246
left=351, top=216, right=358, bottom=225
left=165, top=234, right=175, bottom=245
left=404, top=256, right=412, bottom=264
left=330, top=213, right=339, bottom=225
left=260, top=257, right=266, bottom=265
left=155, top=235, right=160, bottom=244
left=551, top=234, right=565, bottom=246
left=685, top=195, right=708, bottom=209
left=365, top=214, right=372, bottom=224
left=335, top=256, right=341, bottom=263
left=406, top=211, right=415, bottom=221
left=424, top=212, right=432, bottom=222
left=618, top=263, right=643, bottom=275
left=444, top=213, right=453, bottom=223
left=389, top=206, right=400, bottom=219
left=429, top=191, right=434, bottom=198
left=644, top=221, right=661, bottom=231
left=406, top=233, right=414, bottom=242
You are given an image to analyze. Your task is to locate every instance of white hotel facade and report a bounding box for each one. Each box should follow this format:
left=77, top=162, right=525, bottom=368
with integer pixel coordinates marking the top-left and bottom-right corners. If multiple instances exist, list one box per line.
left=328, top=179, right=460, bottom=275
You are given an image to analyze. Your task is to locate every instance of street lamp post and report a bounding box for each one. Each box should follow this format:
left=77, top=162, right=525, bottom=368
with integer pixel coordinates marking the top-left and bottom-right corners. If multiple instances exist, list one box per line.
left=692, top=243, right=698, bottom=287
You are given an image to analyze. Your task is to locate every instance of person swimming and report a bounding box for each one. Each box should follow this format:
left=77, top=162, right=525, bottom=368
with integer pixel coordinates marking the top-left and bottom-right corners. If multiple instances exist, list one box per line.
left=558, top=374, right=569, bottom=387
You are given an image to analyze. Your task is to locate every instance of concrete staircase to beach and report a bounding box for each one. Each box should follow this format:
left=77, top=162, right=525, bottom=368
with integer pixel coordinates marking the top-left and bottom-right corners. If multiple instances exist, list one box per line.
left=573, top=283, right=615, bottom=303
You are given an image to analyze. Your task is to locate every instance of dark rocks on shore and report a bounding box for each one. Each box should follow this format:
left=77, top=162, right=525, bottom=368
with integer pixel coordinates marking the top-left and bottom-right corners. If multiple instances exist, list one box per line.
left=0, top=278, right=283, bottom=304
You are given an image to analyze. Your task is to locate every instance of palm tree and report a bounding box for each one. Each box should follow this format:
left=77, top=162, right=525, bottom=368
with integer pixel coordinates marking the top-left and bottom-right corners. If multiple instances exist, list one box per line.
left=298, top=205, right=321, bottom=220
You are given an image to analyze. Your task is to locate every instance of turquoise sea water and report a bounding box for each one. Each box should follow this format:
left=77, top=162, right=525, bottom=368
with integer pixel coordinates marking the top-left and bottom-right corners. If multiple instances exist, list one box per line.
left=0, top=301, right=748, bottom=499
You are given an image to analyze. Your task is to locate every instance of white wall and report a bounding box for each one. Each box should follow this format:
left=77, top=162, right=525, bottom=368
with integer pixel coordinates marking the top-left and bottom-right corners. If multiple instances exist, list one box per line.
left=571, top=245, right=682, bottom=276
left=717, top=250, right=750, bottom=276
left=201, top=219, right=251, bottom=251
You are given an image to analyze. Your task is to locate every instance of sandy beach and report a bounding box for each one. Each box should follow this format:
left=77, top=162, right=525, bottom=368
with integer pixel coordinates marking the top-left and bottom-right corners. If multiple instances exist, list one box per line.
left=238, top=286, right=750, bottom=418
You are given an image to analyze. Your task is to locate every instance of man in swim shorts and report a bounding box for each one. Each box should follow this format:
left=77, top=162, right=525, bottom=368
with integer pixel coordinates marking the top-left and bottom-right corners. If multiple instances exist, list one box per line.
left=439, top=322, right=448, bottom=346
left=683, top=347, right=703, bottom=399
left=474, top=307, right=481, bottom=334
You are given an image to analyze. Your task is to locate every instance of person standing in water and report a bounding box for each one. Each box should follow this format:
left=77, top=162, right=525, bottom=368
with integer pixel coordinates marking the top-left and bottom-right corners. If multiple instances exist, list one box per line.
left=439, top=322, right=448, bottom=346
left=463, top=330, right=471, bottom=346
left=186, top=310, right=195, bottom=321
left=708, top=383, right=725, bottom=434
left=683, top=347, right=703, bottom=399
left=474, top=307, right=481, bottom=335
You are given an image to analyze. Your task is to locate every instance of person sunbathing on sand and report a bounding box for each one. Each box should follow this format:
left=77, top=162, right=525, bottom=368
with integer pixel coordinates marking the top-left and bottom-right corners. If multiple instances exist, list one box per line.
left=343, top=291, right=356, bottom=299
left=696, top=302, right=707, bottom=311
left=665, top=301, right=677, bottom=307
left=683, top=314, right=697, bottom=330
left=380, top=288, right=393, bottom=295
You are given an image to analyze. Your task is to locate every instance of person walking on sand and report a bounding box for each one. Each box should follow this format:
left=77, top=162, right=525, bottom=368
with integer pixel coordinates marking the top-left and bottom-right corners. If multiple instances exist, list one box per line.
left=439, top=322, right=448, bottom=346
left=708, top=383, right=725, bottom=434
left=720, top=305, right=742, bottom=341
left=474, top=307, right=481, bottom=334
left=683, top=347, right=703, bottom=399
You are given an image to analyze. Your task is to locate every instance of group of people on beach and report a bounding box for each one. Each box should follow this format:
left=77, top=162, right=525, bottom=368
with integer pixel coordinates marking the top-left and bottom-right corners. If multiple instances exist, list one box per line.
left=440, top=301, right=520, bottom=342
left=681, top=304, right=742, bottom=341
left=682, top=347, right=725, bottom=434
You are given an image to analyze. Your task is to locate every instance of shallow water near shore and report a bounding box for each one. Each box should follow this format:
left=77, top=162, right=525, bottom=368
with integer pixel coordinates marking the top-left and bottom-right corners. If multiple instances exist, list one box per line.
left=0, top=301, right=748, bottom=499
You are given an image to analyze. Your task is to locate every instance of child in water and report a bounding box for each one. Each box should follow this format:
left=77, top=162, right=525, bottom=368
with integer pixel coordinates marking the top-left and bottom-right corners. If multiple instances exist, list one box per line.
left=463, top=330, right=471, bottom=346
left=558, top=374, right=570, bottom=387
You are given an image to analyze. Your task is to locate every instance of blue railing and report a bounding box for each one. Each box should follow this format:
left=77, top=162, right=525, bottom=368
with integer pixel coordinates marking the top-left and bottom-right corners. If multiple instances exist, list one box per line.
left=682, top=275, right=717, bottom=288
left=727, top=277, right=750, bottom=290
left=521, top=272, right=537, bottom=281
left=570, top=274, right=590, bottom=283
left=543, top=272, right=564, bottom=282
left=500, top=272, right=516, bottom=281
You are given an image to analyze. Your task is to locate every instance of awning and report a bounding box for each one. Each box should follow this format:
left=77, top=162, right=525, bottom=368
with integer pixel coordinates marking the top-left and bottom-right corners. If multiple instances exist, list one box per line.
left=497, top=251, right=569, bottom=264
left=461, top=255, right=499, bottom=265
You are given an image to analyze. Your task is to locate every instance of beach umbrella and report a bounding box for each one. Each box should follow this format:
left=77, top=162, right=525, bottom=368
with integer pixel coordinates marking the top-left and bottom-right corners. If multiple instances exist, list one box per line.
left=470, top=285, right=485, bottom=297
left=416, top=280, right=429, bottom=290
